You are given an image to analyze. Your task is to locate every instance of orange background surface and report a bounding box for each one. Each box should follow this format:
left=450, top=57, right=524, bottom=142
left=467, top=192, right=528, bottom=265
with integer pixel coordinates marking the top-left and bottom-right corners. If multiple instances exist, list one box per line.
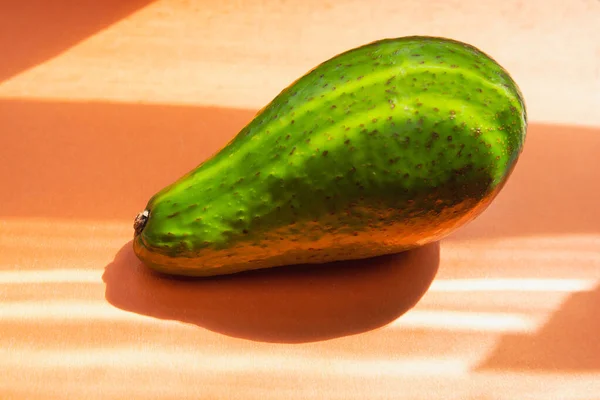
left=1, top=1, right=599, bottom=399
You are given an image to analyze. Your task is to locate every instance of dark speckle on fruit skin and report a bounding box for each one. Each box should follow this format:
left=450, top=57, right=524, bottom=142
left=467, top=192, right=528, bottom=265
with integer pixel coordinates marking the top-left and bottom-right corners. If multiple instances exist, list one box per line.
left=134, top=35, right=527, bottom=277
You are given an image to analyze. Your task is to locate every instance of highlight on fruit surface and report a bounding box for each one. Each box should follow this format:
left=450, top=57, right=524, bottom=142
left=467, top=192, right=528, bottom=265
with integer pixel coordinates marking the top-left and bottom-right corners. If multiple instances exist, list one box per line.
left=132, top=36, right=527, bottom=277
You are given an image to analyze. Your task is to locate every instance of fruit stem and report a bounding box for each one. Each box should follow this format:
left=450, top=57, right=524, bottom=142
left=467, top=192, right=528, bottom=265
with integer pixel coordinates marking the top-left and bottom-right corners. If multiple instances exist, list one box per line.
left=134, top=210, right=149, bottom=236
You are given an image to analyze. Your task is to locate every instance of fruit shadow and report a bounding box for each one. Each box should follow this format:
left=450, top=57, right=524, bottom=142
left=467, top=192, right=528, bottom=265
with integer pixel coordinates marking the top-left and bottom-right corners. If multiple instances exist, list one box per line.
left=103, top=241, right=440, bottom=344
left=0, top=0, right=155, bottom=82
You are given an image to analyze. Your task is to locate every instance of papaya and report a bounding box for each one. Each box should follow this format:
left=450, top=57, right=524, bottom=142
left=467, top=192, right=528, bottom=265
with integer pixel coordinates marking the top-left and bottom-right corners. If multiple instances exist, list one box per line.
left=132, top=36, right=527, bottom=277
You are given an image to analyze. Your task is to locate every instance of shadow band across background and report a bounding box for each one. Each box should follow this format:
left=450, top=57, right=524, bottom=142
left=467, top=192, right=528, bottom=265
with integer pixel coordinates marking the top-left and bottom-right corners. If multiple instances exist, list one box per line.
left=0, top=99, right=598, bottom=239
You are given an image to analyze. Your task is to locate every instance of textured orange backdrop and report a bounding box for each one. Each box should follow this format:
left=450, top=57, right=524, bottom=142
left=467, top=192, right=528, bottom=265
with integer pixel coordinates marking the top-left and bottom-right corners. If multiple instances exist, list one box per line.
left=1, top=1, right=599, bottom=399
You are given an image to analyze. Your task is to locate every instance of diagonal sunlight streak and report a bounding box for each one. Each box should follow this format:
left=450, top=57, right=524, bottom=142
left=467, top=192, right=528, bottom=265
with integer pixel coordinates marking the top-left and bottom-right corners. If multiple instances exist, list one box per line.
left=0, top=269, right=596, bottom=291
left=389, top=310, right=537, bottom=333
left=0, top=269, right=101, bottom=284
left=1, top=347, right=471, bottom=376
left=429, top=278, right=598, bottom=292
left=0, top=2, right=598, bottom=126
left=0, top=301, right=544, bottom=334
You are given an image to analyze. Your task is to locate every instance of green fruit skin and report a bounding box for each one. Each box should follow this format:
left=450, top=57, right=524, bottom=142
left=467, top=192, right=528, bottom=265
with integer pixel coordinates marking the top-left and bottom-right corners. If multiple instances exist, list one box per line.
left=133, top=36, right=527, bottom=277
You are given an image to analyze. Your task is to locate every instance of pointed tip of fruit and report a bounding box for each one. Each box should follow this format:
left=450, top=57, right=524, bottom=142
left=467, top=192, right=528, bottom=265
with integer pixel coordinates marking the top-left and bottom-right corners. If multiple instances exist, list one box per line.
left=134, top=209, right=150, bottom=236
